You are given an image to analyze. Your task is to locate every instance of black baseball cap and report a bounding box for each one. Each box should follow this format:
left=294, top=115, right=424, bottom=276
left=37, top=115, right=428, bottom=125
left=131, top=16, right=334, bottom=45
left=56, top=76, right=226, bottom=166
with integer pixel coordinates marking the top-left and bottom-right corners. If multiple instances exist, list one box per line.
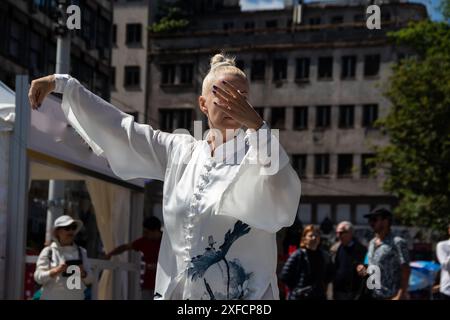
left=363, top=207, right=393, bottom=219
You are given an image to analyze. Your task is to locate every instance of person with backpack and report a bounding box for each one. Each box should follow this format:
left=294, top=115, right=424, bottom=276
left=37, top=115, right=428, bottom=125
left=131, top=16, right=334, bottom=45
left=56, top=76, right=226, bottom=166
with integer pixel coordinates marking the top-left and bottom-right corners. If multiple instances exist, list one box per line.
left=34, top=215, right=94, bottom=300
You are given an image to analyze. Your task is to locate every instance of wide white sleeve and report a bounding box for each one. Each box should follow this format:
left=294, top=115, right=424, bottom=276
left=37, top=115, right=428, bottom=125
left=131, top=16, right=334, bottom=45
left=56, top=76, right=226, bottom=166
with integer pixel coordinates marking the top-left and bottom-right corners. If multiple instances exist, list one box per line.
left=437, top=242, right=450, bottom=271
left=34, top=247, right=53, bottom=285
left=54, top=74, right=191, bottom=181
left=215, top=125, right=301, bottom=233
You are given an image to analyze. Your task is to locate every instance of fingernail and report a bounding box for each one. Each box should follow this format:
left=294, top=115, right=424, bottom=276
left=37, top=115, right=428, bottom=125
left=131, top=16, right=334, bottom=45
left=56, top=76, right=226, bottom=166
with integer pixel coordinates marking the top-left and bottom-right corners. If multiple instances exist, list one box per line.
left=212, top=90, right=217, bottom=94
left=212, top=85, right=217, bottom=89
left=222, top=80, right=227, bottom=84
left=213, top=102, right=217, bottom=105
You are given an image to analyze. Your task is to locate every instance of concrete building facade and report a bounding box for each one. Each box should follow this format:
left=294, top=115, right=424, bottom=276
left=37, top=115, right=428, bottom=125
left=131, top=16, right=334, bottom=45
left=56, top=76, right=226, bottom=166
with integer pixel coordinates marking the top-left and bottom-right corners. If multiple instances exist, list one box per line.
left=146, top=0, right=428, bottom=228
left=0, top=0, right=113, bottom=100
left=111, top=0, right=158, bottom=123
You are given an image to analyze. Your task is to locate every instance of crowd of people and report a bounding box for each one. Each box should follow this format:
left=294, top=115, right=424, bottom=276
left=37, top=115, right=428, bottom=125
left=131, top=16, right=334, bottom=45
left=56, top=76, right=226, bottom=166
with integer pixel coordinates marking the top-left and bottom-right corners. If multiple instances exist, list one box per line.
left=278, top=207, right=450, bottom=301
left=31, top=207, right=450, bottom=301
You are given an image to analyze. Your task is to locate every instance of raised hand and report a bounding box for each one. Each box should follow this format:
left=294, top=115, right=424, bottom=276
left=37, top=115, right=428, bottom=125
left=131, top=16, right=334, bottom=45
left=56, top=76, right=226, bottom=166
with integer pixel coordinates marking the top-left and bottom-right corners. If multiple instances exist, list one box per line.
left=212, top=80, right=264, bottom=130
left=28, top=75, right=56, bottom=110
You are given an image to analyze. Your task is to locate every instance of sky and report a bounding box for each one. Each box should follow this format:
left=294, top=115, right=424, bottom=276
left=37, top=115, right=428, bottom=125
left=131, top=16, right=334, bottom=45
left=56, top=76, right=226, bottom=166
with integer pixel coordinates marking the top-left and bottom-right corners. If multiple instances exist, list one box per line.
left=239, top=0, right=445, bottom=21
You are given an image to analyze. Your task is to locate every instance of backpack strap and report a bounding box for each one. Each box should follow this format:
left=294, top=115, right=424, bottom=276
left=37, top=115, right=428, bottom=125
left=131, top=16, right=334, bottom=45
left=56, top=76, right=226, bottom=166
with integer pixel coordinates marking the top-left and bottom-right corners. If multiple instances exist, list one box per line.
left=47, top=247, right=53, bottom=267
left=77, top=245, right=84, bottom=264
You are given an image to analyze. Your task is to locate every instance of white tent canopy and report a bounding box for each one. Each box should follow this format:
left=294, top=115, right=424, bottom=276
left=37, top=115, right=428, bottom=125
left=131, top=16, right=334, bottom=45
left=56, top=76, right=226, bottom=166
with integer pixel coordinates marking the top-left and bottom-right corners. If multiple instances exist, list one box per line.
left=0, top=77, right=144, bottom=299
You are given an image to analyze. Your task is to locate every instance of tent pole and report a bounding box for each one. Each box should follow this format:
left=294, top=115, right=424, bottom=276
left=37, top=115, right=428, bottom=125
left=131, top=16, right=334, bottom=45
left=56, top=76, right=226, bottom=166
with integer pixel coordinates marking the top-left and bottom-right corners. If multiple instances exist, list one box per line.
left=5, top=75, right=30, bottom=299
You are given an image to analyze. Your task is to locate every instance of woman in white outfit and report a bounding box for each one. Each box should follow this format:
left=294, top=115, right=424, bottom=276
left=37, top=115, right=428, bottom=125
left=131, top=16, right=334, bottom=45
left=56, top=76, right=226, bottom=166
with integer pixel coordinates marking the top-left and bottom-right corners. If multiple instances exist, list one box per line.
left=29, top=53, right=301, bottom=300
left=34, top=215, right=94, bottom=300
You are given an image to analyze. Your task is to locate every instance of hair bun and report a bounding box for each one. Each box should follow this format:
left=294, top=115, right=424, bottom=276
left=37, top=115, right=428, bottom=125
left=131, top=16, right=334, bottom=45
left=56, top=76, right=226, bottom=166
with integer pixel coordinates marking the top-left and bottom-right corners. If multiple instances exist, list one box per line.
left=210, top=53, right=235, bottom=69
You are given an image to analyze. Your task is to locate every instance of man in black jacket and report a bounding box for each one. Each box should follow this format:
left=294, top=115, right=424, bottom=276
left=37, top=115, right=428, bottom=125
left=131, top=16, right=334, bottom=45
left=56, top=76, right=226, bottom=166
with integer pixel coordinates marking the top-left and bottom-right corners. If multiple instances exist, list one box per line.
left=330, top=221, right=367, bottom=300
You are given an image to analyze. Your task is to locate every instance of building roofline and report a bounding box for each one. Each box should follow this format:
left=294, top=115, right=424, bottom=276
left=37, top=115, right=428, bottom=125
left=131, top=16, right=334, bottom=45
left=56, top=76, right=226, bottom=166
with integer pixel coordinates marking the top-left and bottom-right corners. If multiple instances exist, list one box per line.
left=149, top=38, right=392, bottom=57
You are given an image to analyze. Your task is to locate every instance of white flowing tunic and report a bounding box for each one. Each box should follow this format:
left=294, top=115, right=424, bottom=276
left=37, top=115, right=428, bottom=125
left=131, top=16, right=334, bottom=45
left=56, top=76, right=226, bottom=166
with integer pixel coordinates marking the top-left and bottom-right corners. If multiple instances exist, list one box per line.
left=54, top=74, right=301, bottom=300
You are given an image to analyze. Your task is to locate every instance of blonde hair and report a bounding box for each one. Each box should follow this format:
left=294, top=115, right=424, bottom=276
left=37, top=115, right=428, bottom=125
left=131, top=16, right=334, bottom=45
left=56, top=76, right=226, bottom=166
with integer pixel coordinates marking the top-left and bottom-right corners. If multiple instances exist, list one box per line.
left=201, top=52, right=247, bottom=96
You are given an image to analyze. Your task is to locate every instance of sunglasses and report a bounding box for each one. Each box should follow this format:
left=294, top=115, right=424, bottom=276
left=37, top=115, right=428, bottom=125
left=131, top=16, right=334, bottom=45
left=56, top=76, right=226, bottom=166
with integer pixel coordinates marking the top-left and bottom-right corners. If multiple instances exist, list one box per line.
left=59, top=224, right=77, bottom=231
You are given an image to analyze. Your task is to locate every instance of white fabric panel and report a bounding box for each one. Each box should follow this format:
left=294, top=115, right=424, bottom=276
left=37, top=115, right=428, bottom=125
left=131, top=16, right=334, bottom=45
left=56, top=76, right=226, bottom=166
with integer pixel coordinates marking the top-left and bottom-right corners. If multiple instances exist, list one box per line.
left=86, top=178, right=130, bottom=300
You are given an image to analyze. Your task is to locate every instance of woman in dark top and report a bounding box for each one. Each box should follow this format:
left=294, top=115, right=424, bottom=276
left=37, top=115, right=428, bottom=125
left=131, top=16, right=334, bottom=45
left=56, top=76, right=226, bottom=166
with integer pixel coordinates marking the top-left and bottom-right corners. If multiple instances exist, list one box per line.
left=279, top=225, right=334, bottom=300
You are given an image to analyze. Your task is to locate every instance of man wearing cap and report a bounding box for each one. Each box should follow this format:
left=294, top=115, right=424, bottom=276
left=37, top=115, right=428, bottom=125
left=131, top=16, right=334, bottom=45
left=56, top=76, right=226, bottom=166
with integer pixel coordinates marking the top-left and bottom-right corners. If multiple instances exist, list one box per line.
left=34, top=215, right=94, bottom=300
left=436, top=223, right=450, bottom=300
left=357, top=208, right=411, bottom=300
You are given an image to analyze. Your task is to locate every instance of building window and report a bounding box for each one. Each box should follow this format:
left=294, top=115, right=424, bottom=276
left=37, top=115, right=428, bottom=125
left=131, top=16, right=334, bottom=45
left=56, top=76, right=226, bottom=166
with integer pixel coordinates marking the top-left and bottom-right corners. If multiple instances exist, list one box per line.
left=180, top=64, right=193, bottom=84
left=111, top=67, right=116, bottom=88
left=298, top=204, right=312, bottom=224
left=294, top=107, right=308, bottom=130
left=30, top=32, right=45, bottom=77
left=316, top=106, right=331, bottom=128
left=244, top=21, right=255, bottom=29
left=331, top=16, right=344, bottom=24
left=223, top=22, right=234, bottom=31
left=124, top=66, right=140, bottom=88
left=126, top=23, right=142, bottom=45
left=292, top=154, right=307, bottom=178
left=339, top=105, right=354, bottom=128
left=251, top=60, right=265, bottom=81
left=46, top=42, right=56, bottom=74
left=318, top=57, right=333, bottom=79
left=364, top=54, right=380, bottom=77
left=295, top=58, right=310, bottom=81
left=159, top=109, right=193, bottom=132
left=315, top=154, right=330, bottom=176
left=361, top=154, right=375, bottom=177
left=354, top=14, right=365, bottom=23
left=341, top=56, right=356, bottom=79
left=273, top=59, right=287, bottom=81
left=309, top=17, right=321, bottom=25
left=112, top=24, right=117, bottom=45
left=266, top=20, right=278, bottom=29
left=80, top=5, right=95, bottom=49
left=362, top=104, right=378, bottom=127
left=126, top=112, right=139, bottom=122
left=94, top=72, right=108, bottom=98
left=9, top=20, right=23, bottom=60
left=97, top=17, right=110, bottom=51
left=161, top=64, right=176, bottom=85
left=270, top=108, right=286, bottom=129
left=254, top=107, right=264, bottom=119
left=236, top=60, right=245, bottom=71
left=338, top=154, right=353, bottom=177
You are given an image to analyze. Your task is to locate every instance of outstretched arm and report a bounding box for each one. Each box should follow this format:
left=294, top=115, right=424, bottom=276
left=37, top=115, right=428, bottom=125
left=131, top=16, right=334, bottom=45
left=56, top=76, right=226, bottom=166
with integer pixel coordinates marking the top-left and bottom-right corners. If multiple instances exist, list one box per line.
left=29, top=74, right=193, bottom=181
left=105, top=243, right=133, bottom=260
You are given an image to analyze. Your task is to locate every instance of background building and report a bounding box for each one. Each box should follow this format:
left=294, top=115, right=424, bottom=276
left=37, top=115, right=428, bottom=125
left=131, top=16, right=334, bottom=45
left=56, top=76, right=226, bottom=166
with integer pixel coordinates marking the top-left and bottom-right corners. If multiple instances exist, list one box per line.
left=111, top=0, right=159, bottom=122
left=146, top=0, right=428, bottom=231
left=0, top=0, right=113, bottom=100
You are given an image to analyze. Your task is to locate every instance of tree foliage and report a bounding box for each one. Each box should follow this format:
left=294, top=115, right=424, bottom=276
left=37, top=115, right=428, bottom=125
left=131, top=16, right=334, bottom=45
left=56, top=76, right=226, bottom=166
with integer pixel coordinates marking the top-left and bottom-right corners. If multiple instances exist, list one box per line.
left=149, top=0, right=191, bottom=33
left=373, top=21, right=450, bottom=235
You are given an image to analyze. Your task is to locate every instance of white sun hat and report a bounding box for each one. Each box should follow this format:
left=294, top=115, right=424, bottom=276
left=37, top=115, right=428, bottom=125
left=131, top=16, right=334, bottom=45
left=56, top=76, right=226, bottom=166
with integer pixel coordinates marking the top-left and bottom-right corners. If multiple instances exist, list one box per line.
left=53, top=215, right=83, bottom=235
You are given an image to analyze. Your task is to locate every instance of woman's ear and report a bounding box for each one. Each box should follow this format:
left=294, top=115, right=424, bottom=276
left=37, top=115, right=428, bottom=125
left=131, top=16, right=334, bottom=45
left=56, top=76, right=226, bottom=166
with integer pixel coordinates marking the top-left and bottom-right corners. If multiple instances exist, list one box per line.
left=198, top=96, right=208, bottom=116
